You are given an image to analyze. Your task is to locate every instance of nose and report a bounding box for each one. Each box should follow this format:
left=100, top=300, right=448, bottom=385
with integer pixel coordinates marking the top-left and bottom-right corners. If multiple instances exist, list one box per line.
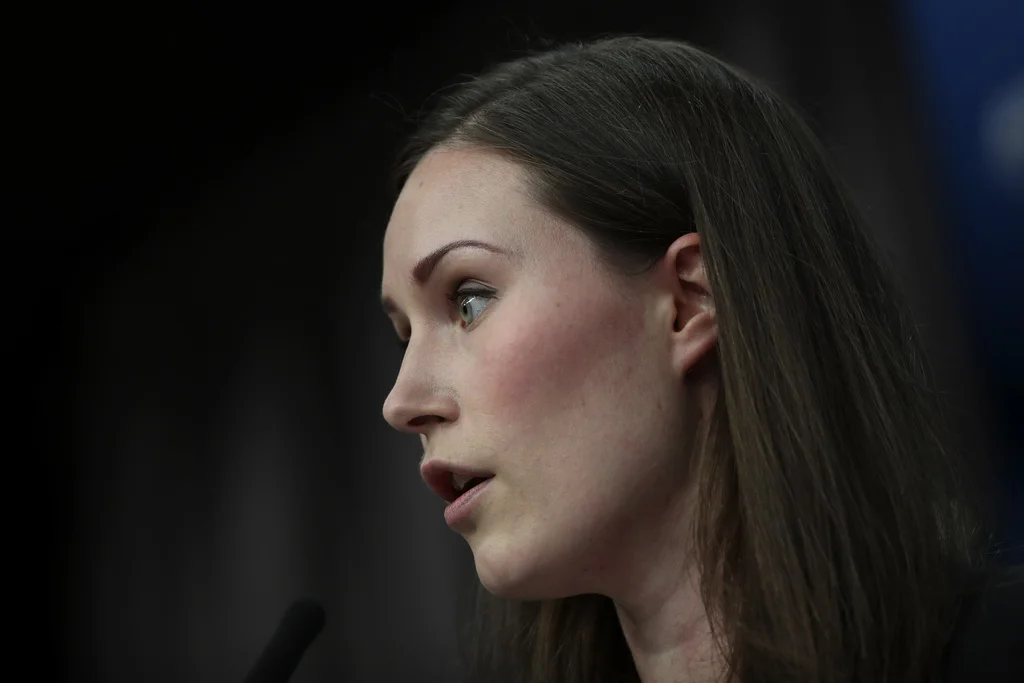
left=382, top=363, right=458, bottom=434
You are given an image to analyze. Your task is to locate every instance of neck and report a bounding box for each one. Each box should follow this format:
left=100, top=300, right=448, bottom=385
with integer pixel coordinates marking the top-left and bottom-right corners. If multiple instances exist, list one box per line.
left=613, top=559, right=722, bottom=683
left=597, top=400, right=725, bottom=683
left=595, top=468, right=723, bottom=683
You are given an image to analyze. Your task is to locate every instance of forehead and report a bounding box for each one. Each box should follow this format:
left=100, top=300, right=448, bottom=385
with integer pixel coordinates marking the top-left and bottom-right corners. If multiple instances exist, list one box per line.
left=383, top=148, right=532, bottom=259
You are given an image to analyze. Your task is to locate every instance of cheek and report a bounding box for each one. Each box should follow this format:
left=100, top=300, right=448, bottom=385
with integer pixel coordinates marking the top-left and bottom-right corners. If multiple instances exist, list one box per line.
left=471, top=290, right=644, bottom=424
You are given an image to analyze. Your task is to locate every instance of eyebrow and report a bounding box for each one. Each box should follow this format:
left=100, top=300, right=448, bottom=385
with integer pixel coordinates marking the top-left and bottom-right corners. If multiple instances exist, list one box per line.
left=380, top=239, right=512, bottom=315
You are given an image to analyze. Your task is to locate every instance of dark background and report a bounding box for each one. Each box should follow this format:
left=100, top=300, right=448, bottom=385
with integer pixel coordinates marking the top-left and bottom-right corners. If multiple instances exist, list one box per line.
left=12, top=0, right=1021, bottom=681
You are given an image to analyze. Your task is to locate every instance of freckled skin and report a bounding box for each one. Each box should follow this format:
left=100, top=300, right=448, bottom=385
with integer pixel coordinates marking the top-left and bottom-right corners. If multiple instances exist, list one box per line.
left=382, top=148, right=701, bottom=601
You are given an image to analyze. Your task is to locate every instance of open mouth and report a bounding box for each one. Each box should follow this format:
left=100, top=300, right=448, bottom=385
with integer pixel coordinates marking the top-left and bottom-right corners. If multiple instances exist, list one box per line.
left=421, top=461, right=494, bottom=504
left=451, top=474, right=492, bottom=501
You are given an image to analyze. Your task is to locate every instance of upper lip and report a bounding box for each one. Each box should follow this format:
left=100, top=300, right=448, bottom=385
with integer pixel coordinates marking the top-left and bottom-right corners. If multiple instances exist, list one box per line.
left=420, top=460, right=494, bottom=503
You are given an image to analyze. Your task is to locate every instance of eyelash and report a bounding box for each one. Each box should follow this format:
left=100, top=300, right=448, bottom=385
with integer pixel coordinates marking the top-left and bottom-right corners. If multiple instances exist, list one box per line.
left=446, top=284, right=495, bottom=315
left=396, top=281, right=496, bottom=351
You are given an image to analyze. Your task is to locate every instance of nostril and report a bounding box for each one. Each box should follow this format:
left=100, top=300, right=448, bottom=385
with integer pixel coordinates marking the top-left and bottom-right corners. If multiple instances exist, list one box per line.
left=408, top=414, right=444, bottom=428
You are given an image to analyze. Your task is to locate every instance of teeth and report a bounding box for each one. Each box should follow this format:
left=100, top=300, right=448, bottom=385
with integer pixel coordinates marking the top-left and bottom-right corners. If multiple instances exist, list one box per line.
left=452, top=473, right=472, bottom=493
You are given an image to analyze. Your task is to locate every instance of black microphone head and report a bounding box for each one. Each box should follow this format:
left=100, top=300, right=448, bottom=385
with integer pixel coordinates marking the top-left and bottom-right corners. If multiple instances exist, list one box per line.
left=243, top=599, right=326, bottom=683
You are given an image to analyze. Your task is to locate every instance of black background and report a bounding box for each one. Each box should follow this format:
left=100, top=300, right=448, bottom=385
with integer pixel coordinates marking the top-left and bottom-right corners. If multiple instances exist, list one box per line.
left=10, top=1, right=1017, bottom=681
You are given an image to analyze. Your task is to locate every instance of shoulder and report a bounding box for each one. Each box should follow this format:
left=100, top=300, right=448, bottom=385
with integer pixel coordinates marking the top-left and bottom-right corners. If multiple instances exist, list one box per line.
left=942, top=564, right=1024, bottom=681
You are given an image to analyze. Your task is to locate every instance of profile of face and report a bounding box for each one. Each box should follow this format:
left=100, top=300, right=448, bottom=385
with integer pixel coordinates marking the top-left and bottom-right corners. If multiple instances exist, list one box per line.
left=381, top=147, right=718, bottom=602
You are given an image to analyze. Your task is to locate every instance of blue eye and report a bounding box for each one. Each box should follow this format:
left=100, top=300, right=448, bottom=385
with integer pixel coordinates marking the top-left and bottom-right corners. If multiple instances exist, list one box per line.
left=447, top=285, right=495, bottom=328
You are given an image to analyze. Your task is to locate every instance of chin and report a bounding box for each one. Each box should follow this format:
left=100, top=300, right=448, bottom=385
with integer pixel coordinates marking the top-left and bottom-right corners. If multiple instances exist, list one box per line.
left=470, top=536, right=577, bottom=601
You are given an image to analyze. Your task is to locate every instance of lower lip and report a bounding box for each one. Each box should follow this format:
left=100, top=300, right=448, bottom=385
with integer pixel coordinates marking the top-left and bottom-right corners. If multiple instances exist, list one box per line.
left=443, top=478, right=493, bottom=527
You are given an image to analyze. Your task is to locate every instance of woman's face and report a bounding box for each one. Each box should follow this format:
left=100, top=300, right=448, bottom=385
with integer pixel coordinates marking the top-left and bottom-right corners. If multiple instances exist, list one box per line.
left=381, top=147, right=710, bottom=601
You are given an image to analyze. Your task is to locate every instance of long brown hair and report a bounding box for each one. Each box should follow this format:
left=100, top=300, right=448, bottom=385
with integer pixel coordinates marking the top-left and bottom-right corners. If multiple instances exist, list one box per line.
left=391, top=36, right=994, bottom=683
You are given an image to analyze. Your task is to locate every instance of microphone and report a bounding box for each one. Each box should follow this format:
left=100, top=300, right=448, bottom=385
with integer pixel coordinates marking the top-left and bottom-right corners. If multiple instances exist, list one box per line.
left=243, top=599, right=326, bottom=683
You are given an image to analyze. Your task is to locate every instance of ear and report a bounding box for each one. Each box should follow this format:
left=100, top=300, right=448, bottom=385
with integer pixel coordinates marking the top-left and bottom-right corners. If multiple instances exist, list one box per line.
left=663, top=233, right=718, bottom=378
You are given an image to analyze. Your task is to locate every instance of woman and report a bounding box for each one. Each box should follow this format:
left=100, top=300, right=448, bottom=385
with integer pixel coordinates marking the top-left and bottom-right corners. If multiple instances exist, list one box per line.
left=378, top=36, right=1021, bottom=682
